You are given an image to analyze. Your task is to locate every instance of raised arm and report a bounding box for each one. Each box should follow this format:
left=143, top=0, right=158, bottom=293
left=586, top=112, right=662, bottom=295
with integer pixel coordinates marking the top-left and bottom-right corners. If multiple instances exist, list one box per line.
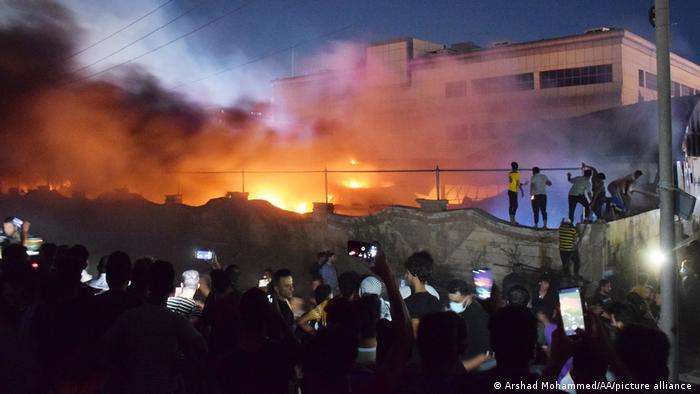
left=360, top=250, right=413, bottom=393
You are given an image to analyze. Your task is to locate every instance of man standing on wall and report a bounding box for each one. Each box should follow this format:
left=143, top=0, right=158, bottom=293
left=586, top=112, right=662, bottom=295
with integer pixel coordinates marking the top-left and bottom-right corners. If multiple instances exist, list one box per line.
left=508, top=162, right=526, bottom=225
left=608, top=170, right=643, bottom=214
left=530, top=166, right=552, bottom=229
left=581, top=162, right=607, bottom=221
left=567, top=169, right=592, bottom=223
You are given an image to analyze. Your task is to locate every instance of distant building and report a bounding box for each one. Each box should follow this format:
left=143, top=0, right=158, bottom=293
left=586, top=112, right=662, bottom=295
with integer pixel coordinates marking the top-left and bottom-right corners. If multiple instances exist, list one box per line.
left=273, top=28, right=700, bottom=161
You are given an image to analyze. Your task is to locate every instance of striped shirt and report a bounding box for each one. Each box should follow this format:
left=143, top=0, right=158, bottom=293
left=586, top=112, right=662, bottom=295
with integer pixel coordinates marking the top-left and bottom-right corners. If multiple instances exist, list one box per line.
left=166, top=296, right=203, bottom=319
left=559, top=225, right=578, bottom=251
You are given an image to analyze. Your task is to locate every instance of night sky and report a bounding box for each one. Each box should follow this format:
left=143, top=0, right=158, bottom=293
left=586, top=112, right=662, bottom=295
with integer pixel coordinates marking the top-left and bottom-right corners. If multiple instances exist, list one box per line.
left=9, top=0, right=700, bottom=104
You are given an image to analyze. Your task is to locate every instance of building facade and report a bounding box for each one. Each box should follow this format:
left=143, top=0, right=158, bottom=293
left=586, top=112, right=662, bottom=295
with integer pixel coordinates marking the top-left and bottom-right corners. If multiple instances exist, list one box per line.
left=274, top=28, right=700, bottom=137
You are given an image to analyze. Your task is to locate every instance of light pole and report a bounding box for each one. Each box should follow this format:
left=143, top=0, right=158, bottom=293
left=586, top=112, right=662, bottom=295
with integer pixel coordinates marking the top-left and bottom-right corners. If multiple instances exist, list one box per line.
left=654, top=0, right=679, bottom=382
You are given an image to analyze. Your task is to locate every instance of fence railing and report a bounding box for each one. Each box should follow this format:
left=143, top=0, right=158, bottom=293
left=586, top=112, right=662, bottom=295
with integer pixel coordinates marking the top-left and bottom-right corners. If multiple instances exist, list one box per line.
left=167, top=166, right=581, bottom=205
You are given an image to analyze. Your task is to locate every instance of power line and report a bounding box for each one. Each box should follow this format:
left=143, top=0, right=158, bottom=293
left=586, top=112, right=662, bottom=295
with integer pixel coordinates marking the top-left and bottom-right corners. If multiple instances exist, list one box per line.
left=72, top=0, right=257, bottom=84
left=73, top=0, right=208, bottom=75
left=66, top=0, right=175, bottom=60
left=173, top=24, right=354, bottom=89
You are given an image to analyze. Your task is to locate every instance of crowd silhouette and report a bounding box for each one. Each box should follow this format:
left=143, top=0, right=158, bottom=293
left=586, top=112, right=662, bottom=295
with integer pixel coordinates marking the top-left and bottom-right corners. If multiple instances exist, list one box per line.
left=0, top=237, right=694, bottom=393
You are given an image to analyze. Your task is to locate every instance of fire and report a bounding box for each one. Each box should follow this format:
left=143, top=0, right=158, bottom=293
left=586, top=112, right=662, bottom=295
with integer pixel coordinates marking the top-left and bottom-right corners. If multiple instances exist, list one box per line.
left=248, top=190, right=312, bottom=214
left=350, top=159, right=357, bottom=165
left=343, top=179, right=367, bottom=189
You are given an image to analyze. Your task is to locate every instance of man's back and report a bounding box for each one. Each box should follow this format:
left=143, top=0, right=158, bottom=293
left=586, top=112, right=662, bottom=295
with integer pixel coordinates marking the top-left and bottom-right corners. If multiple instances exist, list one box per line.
left=405, top=292, right=442, bottom=320
left=104, top=303, right=207, bottom=393
left=167, top=295, right=202, bottom=319
left=460, top=301, right=491, bottom=358
left=568, top=176, right=590, bottom=196
left=530, top=173, right=549, bottom=195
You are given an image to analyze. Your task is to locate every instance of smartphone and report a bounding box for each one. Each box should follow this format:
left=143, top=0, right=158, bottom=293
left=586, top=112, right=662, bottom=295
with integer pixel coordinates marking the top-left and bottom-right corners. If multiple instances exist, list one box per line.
left=400, top=279, right=406, bottom=287
left=472, top=268, right=493, bottom=300
left=559, top=287, right=586, bottom=336
left=195, top=250, right=213, bottom=260
left=258, top=278, right=270, bottom=288
left=347, top=240, right=378, bottom=260
left=12, top=217, right=23, bottom=228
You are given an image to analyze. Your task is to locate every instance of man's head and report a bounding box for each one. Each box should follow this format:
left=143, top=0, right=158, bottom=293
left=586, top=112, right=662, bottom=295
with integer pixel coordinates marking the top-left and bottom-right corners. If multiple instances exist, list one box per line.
left=2, top=217, right=17, bottom=237
left=597, top=172, right=606, bottom=180
left=532, top=166, right=540, bottom=174
left=634, top=170, right=643, bottom=179
left=599, top=278, right=612, bottom=295
left=148, top=260, right=175, bottom=302
left=489, top=305, right=538, bottom=368
left=327, top=251, right=336, bottom=264
left=506, top=285, right=530, bottom=306
left=106, top=251, right=131, bottom=290
left=417, top=311, right=468, bottom=377
left=447, top=279, right=475, bottom=312
left=404, top=251, right=434, bottom=286
left=317, top=251, right=327, bottom=264
left=181, top=270, right=200, bottom=292
left=338, top=271, right=361, bottom=299
left=616, top=324, right=669, bottom=385
left=538, top=275, right=551, bottom=291
left=314, top=284, right=332, bottom=305
left=561, top=217, right=572, bottom=226
left=511, top=162, right=519, bottom=171
left=358, top=275, right=383, bottom=298
left=224, top=264, right=240, bottom=290
left=272, top=268, right=294, bottom=300
left=583, top=169, right=593, bottom=178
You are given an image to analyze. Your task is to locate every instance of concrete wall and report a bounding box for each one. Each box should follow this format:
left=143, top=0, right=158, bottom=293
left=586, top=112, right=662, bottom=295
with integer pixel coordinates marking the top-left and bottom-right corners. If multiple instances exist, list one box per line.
left=1, top=191, right=664, bottom=299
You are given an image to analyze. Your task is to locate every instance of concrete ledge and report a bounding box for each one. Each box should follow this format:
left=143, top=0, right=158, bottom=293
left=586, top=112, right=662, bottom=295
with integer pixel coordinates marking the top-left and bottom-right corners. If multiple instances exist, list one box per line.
left=416, top=198, right=449, bottom=212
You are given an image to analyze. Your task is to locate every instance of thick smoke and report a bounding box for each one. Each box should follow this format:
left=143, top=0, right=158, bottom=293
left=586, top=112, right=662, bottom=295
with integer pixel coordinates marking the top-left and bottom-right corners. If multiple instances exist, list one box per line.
left=1, top=1, right=693, bottom=223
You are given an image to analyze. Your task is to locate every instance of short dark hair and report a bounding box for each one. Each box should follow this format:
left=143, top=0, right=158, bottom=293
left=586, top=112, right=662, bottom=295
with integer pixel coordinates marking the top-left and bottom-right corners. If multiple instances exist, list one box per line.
left=634, top=170, right=643, bottom=177
left=616, top=324, right=669, bottom=384
left=511, top=162, right=519, bottom=171
left=338, top=271, right=361, bottom=298
left=405, top=251, right=434, bottom=283
left=489, top=305, right=537, bottom=367
left=583, top=169, right=592, bottom=177
left=597, top=172, right=606, bottom=180
left=532, top=166, right=540, bottom=174
left=599, top=278, right=611, bottom=288
left=507, top=285, right=530, bottom=306
left=272, top=268, right=292, bottom=287
left=447, top=279, right=474, bottom=296
left=106, top=251, right=131, bottom=288
left=417, top=312, right=468, bottom=374
left=314, top=284, right=332, bottom=305
left=148, top=260, right=175, bottom=298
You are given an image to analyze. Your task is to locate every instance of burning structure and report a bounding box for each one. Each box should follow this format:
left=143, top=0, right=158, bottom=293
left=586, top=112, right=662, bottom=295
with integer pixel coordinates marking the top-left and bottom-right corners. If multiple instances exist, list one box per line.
left=1, top=1, right=700, bottom=224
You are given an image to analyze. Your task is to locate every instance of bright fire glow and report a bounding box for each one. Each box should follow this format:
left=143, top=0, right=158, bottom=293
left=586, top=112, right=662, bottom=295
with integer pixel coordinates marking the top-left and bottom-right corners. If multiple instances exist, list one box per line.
left=344, top=179, right=367, bottom=189
left=248, top=190, right=312, bottom=214
left=350, top=159, right=357, bottom=165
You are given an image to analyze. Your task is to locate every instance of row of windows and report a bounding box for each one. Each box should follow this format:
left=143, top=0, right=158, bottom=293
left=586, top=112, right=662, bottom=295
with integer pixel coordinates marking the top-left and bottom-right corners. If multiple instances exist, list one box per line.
left=639, top=70, right=697, bottom=96
left=540, top=64, right=613, bottom=89
left=445, top=64, right=613, bottom=97
left=472, top=73, right=534, bottom=94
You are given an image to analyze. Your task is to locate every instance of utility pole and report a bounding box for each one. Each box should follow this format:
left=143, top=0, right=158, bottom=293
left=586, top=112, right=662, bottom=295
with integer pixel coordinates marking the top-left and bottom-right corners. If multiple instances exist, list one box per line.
left=654, top=0, right=679, bottom=382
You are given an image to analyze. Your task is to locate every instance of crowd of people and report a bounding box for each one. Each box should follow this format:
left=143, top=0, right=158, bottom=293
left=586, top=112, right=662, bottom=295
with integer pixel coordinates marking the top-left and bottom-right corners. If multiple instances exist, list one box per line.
left=0, top=216, right=692, bottom=393
left=507, top=161, right=644, bottom=227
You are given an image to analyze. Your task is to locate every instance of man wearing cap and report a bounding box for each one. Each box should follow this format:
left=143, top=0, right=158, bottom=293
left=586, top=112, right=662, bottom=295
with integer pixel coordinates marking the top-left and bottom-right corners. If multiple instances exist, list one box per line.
left=558, top=218, right=580, bottom=278
left=359, top=275, right=391, bottom=321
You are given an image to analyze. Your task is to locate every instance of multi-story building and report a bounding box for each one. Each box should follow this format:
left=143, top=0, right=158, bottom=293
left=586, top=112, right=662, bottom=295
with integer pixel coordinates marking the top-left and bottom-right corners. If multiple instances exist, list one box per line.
left=274, top=28, right=700, bottom=152
left=272, top=28, right=700, bottom=209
